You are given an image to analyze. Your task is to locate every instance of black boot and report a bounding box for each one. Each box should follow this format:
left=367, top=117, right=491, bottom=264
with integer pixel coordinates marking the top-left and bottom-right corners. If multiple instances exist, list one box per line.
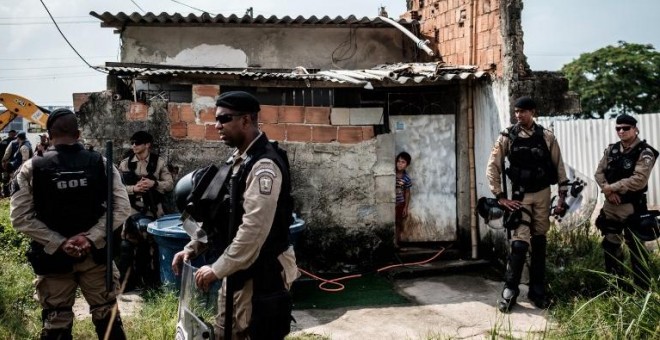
left=118, top=239, right=136, bottom=292
left=40, top=309, right=73, bottom=340
left=528, top=235, right=550, bottom=309
left=93, top=315, right=126, bottom=340
left=627, top=236, right=651, bottom=291
left=602, top=238, right=625, bottom=287
left=498, top=241, right=528, bottom=313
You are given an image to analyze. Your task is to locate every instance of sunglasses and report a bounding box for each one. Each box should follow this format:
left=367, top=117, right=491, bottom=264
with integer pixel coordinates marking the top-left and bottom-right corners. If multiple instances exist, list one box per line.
left=215, top=113, right=247, bottom=124
left=131, top=141, right=144, bottom=146
left=615, top=126, right=632, bottom=132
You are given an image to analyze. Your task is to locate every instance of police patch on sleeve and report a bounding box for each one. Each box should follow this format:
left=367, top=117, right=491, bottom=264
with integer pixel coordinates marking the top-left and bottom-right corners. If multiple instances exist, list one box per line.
left=259, top=175, right=274, bottom=195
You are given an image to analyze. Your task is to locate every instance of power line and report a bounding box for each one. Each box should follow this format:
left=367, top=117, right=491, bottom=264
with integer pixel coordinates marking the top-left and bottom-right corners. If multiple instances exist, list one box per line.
left=0, top=21, right=96, bottom=25
left=38, top=0, right=107, bottom=74
left=130, top=0, right=146, bottom=13
left=0, top=56, right=113, bottom=61
left=0, top=65, right=89, bottom=71
left=169, top=0, right=216, bottom=15
left=0, top=73, right=101, bottom=81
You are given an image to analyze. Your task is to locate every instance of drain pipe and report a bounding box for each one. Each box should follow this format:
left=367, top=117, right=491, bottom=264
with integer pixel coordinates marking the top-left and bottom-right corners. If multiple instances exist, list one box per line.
left=379, top=16, right=434, bottom=56
left=468, top=79, right=479, bottom=260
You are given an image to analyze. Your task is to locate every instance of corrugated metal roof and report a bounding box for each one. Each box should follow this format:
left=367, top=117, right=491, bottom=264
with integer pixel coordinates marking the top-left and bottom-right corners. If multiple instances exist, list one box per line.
left=89, top=11, right=417, bottom=28
left=101, top=62, right=489, bottom=88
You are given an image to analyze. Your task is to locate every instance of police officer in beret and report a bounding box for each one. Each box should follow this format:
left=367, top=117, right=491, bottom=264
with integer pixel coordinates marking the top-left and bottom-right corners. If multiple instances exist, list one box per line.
left=594, top=114, right=658, bottom=290
left=10, top=109, right=131, bottom=339
left=117, top=130, right=173, bottom=291
left=486, top=96, right=569, bottom=312
left=172, top=91, right=298, bottom=339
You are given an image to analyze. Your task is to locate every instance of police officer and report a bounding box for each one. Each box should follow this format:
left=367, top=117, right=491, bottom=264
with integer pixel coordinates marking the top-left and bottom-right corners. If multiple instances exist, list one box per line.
left=486, top=96, right=569, bottom=312
left=172, top=91, right=299, bottom=339
left=0, top=129, right=17, bottom=196
left=10, top=108, right=131, bottom=339
left=3, top=131, right=33, bottom=173
left=118, top=130, right=173, bottom=290
left=594, top=114, right=657, bottom=290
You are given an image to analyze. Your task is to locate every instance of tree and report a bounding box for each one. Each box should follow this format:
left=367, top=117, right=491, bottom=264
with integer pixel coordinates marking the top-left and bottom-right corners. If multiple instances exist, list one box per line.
left=561, top=41, right=660, bottom=117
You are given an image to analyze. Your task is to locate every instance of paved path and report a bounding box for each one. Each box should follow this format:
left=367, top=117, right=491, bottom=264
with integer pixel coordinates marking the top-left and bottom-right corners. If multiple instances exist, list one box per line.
left=291, top=275, right=550, bottom=339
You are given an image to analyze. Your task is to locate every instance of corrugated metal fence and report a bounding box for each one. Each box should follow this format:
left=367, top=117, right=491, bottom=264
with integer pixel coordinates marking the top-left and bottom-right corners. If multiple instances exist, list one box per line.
left=537, top=114, right=660, bottom=206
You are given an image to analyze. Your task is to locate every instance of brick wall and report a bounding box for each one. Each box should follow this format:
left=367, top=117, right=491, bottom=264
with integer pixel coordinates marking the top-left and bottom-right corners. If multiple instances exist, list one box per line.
left=402, top=0, right=503, bottom=76
left=161, top=85, right=379, bottom=144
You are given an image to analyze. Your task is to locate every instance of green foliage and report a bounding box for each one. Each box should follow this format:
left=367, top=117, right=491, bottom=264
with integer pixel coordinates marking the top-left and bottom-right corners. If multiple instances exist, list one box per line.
left=546, top=223, right=660, bottom=339
left=561, top=41, right=660, bottom=117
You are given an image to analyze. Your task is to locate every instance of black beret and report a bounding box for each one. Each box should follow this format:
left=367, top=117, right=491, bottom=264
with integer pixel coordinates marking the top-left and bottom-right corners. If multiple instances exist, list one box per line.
left=615, top=114, right=637, bottom=126
left=130, top=131, right=153, bottom=144
left=46, top=108, right=75, bottom=131
left=514, top=96, right=537, bottom=110
left=215, top=91, right=260, bottom=113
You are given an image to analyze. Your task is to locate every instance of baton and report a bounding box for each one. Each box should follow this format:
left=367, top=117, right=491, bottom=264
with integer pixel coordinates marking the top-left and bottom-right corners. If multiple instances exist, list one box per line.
left=224, top=172, right=240, bottom=340
left=106, top=141, right=114, bottom=292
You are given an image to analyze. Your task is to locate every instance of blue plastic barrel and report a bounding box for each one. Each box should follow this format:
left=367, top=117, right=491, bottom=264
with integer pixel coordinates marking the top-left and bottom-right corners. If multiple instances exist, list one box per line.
left=147, top=214, right=203, bottom=290
left=148, top=213, right=306, bottom=290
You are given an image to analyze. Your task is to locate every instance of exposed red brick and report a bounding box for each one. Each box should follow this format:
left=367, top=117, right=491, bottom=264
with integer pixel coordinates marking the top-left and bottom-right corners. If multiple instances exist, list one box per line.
left=260, top=123, right=286, bottom=141
left=193, top=84, right=219, bottom=98
left=180, top=103, right=195, bottom=123
left=170, top=122, right=187, bottom=138
left=168, top=103, right=180, bottom=122
left=205, top=124, right=220, bottom=140
left=259, top=105, right=280, bottom=124
left=311, top=125, right=337, bottom=143
left=72, top=93, right=91, bottom=112
left=126, top=102, right=148, bottom=121
left=286, top=124, right=311, bottom=142
left=304, top=107, right=331, bottom=124
left=362, top=126, right=375, bottom=140
left=199, top=107, right=216, bottom=123
left=279, top=106, right=304, bottom=123
left=187, top=124, right=206, bottom=141
left=337, top=126, right=363, bottom=144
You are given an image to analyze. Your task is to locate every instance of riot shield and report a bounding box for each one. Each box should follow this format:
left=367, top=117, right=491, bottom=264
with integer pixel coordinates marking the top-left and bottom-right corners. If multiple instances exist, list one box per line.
left=175, top=261, right=217, bottom=340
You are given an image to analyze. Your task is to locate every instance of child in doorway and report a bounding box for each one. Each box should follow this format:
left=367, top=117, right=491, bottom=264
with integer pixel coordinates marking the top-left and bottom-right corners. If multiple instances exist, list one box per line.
left=395, top=151, right=412, bottom=248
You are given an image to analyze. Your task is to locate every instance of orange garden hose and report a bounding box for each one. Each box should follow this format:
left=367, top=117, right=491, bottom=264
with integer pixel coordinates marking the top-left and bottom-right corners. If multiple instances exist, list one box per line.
left=297, top=247, right=446, bottom=292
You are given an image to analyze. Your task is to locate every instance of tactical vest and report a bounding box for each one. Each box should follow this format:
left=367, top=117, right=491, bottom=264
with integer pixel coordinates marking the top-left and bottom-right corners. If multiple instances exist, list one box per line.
left=122, top=153, right=163, bottom=215
left=505, top=124, right=558, bottom=193
left=604, top=140, right=659, bottom=204
left=32, top=144, right=107, bottom=236
left=9, top=140, right=33, bottom=170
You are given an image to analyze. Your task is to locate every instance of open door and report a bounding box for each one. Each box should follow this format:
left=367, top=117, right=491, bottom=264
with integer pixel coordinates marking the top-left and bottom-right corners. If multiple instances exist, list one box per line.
left=390, top=114, right=457, bottom=242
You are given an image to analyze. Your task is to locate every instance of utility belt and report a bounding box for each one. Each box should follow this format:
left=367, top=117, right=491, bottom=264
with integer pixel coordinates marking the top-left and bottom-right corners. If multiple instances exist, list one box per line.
left=26, top=241, right=107, bottom=275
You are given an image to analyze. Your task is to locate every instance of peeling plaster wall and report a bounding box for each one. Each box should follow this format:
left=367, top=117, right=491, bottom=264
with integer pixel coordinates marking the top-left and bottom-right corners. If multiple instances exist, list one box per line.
left=77, top=92, right=397, bottom=270
left=121, top=26, right=416, bottom=69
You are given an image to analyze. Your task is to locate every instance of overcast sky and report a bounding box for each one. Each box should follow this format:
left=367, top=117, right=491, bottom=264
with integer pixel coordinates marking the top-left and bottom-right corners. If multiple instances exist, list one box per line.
left=1, top=0, right=658, bottom=106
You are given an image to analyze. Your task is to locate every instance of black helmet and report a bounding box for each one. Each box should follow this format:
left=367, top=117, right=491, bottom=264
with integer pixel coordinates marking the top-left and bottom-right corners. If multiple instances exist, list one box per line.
left=477, top=197, right=504, bottom=223
left=629, top=211, right=660, bottom=241
left=174, top=171, right=195, bottom=213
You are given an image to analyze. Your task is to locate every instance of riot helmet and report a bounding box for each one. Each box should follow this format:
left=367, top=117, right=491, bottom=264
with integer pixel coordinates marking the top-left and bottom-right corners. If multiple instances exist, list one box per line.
left=477, top=197, right=504, bottom=223
left=629, top=211, right=660, bottom=241
left=174, top=171, right=194, bottom=213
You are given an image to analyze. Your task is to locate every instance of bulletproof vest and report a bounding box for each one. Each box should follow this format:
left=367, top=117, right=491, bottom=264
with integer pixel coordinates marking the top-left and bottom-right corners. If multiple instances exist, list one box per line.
left=604, top=140, right=659, bottom=203
left=32, top=143, right=107, bottom=237
left=505, top=124, right=557, bottom=193
left=233, top=134, right=293, bottom=261
left=9, top=140, right=33, bottom=168
left=0, top=136, right=15, bottom=160
left=122, top=153, right=163, bottom=215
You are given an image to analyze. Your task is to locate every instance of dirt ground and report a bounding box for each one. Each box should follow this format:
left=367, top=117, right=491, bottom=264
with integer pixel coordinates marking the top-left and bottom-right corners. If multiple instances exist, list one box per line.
left=290, top=274, right=549, bottom=339
left=74, top=274, right=549, bottom=339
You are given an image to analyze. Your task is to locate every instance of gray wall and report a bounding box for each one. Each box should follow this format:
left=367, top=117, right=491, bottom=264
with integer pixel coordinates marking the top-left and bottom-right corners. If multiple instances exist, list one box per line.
left=121, top=26, right=416, bottom=70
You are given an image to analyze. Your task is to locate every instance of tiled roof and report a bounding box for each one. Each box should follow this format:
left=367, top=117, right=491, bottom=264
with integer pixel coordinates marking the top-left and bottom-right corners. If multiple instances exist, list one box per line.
left=89, top=12, right=417, bottom=29
left=101, top=62, right=489, bottom=88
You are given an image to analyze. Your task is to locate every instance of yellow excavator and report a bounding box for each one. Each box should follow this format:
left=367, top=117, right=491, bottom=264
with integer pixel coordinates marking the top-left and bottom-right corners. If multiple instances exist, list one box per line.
left=0, top=93, right=49, bottom=131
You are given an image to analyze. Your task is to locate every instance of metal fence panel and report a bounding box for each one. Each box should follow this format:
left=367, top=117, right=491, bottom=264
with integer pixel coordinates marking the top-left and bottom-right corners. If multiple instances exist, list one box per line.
left=538, top=114, right=660, bottom=206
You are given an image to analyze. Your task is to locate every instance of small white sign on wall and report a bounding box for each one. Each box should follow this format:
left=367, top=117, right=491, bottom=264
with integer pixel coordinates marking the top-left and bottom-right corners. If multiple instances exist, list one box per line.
left=395, top=121, right=405, bottom=131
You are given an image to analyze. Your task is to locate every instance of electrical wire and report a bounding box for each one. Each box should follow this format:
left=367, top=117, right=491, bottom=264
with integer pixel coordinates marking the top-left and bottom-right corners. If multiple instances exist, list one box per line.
left=169, top=0, right=216, bottom=15
left=130, top=0, right=146, bottom=13
left=38, top=0, right=107, bottom=74
left=298, top=247, right=445, bottom=292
